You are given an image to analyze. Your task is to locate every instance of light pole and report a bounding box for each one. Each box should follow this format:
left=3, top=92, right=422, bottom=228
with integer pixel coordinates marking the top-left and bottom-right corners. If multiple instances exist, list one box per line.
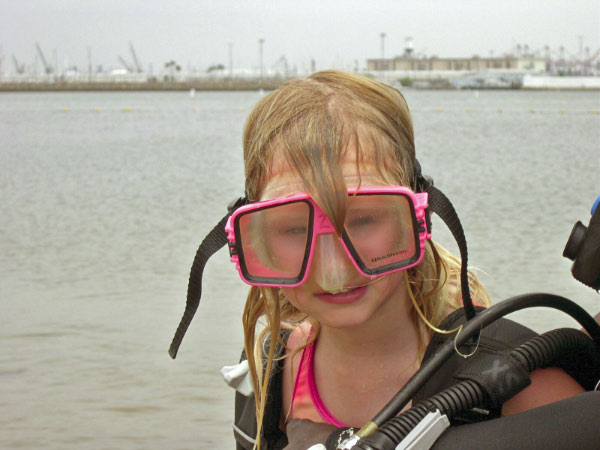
left=577, top=35, right=584, bottom=74
left=259, top=38, right=265, bottom=80
left=380, top=32, right=386, bottom=60
left=87, top=46, right=92, bottom=82
left=228, top=42, right=233, bottom=78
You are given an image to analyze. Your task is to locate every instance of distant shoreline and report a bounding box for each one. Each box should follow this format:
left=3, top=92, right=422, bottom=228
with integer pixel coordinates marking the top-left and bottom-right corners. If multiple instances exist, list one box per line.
left=0, top=80, right=288, bottom=92
left=1, top=78, right=599, bottom=92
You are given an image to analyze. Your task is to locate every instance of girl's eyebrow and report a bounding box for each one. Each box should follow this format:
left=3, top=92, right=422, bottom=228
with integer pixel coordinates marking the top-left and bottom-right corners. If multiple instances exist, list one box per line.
left=262, top=174, right=390, bottom=200
left=261, top=182, right=305, bottom=200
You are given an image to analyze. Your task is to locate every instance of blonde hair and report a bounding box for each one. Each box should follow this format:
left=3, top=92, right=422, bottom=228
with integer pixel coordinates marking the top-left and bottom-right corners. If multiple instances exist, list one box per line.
left=240, top=71, right=489, bottom=447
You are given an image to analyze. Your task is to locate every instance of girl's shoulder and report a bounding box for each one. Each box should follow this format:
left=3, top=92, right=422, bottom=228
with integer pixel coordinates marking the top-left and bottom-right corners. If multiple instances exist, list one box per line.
left=286, top=321, right=313, bottom=351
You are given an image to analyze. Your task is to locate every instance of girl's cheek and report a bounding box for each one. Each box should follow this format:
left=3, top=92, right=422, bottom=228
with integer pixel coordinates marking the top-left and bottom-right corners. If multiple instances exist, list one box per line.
left=281, top=287, right=303, bottom=311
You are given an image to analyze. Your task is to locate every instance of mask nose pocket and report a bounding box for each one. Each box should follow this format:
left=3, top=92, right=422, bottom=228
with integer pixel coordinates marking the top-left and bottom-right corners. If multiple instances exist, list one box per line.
left=312, top=233, right=355, bottom=292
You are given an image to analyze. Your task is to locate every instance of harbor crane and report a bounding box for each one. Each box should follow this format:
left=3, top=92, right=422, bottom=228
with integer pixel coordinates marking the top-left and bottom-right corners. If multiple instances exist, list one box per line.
left=12, top=55, right=25, bottom=74
left=118, top=42, right=143, bottom=73
left=35, top=42, right=53, bottom=74
left=118, top=55, right=134, bottom=72
left=129, top=42, right=143, bottom=73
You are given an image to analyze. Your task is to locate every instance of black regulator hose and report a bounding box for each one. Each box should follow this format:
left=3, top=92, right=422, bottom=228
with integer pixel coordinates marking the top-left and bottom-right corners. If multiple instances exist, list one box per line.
left=430, top=392, right=600, bottom=450
left=354, top=327, right=599, bottom=450
left=364, top=293, right=600, bottom=431
left=355, top=380, right=484, bottom=450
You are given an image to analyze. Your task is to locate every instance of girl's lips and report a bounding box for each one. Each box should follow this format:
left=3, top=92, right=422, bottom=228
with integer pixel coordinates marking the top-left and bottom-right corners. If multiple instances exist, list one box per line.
left=315, top=284, right=368, bottom=305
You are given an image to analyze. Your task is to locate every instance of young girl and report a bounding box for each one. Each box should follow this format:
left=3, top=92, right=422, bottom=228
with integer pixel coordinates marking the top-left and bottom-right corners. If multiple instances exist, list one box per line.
left=208, top=71, right=584, bottom=449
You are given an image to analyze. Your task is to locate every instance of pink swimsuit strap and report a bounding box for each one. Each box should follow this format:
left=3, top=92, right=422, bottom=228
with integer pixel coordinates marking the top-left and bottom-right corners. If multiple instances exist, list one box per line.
left=289, top=330, right=347, bottom=427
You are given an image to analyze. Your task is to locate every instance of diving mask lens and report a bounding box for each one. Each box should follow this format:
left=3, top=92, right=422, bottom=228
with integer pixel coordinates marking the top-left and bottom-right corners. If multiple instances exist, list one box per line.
left=236, top=199, right=313, bottom=282
left=342, top=193, right=419, bottom=274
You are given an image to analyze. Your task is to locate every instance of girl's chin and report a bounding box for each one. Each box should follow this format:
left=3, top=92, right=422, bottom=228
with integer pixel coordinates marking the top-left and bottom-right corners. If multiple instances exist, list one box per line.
left=317, top=306, right=378, bottom=329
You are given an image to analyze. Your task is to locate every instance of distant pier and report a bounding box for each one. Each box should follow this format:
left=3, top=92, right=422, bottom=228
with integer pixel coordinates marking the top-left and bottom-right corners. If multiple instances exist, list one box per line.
left=1, top=74, right=599, bottom=91
left=0, top=78, right=289, bottom=92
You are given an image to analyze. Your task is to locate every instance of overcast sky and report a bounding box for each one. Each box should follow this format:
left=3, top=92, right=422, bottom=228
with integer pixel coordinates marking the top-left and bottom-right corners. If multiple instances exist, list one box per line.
left=1, top=0, right=599, bottom=74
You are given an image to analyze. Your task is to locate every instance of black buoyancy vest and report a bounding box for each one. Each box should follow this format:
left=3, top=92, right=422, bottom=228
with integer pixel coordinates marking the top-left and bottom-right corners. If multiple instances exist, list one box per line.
left=233, top=309, right=538, bottom=449
left=234, top=330, right=291, bottom=450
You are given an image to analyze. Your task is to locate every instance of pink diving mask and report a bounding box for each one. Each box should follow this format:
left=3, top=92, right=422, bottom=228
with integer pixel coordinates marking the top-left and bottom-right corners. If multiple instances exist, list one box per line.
left=225, top=185, right=431, bottom=287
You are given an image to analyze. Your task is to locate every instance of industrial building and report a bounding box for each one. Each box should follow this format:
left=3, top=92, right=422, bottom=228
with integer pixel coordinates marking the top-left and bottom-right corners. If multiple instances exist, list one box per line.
left=367, top=54, right=546, bottom=73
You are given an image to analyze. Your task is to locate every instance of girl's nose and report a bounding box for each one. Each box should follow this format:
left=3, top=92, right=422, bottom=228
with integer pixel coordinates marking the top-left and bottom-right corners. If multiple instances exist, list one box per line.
left=311, top=233, right=356, bottom=292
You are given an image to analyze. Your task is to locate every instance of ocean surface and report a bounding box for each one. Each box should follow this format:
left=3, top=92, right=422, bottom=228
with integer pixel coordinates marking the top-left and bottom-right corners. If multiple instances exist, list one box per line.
left=1, top=88, right=599, bottom=449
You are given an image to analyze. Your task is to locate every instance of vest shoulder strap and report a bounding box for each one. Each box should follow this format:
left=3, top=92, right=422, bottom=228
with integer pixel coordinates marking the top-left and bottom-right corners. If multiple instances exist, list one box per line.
left=412, top=307, right=538, bottom=421
left=234, top=328, right=291, bottom=449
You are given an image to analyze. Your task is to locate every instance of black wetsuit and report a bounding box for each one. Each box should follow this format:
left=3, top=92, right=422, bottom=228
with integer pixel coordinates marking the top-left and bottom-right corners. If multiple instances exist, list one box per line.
left=232, top=308, right=598, bottom=449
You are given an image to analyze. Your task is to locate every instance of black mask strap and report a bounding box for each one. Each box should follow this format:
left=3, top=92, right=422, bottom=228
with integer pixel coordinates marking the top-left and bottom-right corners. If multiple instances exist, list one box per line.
left=168, top=197, right=247, bottom=359
left=169, top=162, right=477, bottom=359
left=414, top=160, right=476, bottom=321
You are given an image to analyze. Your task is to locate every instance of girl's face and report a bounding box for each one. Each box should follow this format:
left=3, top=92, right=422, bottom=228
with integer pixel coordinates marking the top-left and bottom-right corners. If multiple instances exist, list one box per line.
left=260, top=150, right=411, bottom=330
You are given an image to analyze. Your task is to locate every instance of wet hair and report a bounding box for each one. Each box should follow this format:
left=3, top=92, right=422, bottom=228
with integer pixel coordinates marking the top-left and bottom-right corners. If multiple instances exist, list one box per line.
left=240, top=71, right=489, bottom=447
left=244, top=71, right=414, bottom=230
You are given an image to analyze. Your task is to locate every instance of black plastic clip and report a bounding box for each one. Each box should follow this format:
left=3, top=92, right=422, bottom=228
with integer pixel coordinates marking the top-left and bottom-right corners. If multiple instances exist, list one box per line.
left=228, top=196, right=248, bottom=213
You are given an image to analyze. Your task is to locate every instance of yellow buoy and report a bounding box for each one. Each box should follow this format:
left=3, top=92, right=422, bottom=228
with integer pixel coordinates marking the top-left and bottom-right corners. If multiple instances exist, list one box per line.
left=529, top=109, right=535, bottom=113
left=497, top=108, right=503, bottom=113
left=592, top=110, right=599, bottom=115
left=436, top=108, right=443, bottom=113
left=559, top=109, right=566, bottom=114
left=466, top=108, right=472, bottom=113
left=122, top=107, right=131, bottom=112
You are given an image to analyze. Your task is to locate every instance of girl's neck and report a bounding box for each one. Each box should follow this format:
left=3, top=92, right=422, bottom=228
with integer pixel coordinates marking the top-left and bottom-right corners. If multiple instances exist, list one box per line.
left=310, top=290, right=425, bottom=426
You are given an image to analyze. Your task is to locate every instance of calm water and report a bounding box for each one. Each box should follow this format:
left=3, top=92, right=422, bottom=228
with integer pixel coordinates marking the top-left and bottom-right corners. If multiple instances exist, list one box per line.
left=1, top=88, right=599, bottom=449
